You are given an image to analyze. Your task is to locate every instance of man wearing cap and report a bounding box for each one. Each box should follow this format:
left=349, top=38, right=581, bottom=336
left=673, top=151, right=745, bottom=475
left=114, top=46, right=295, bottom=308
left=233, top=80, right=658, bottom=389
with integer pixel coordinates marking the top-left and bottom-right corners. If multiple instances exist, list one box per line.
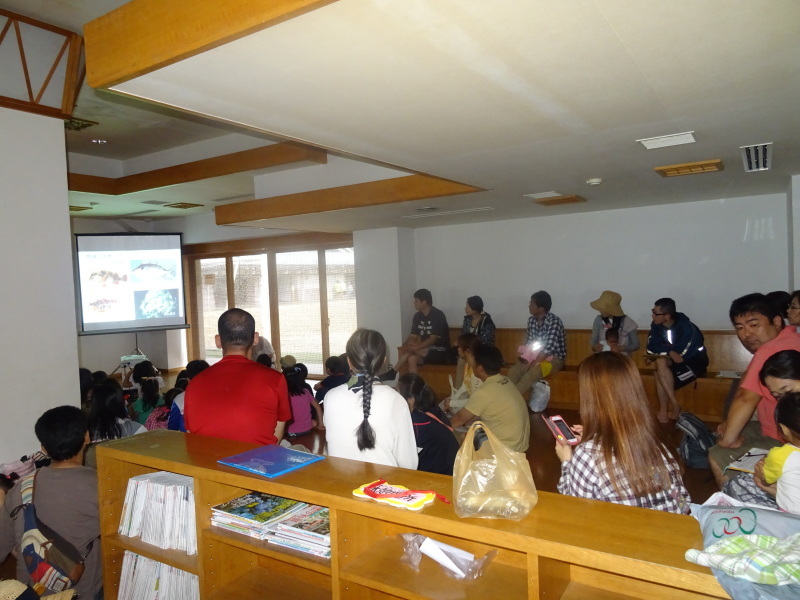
left=645, top=297, right=708, bottom=423
left=507, top=290, right=567, bottom=396
left=589, top=291, right=640, bottom=354
left=185, top=308, right=291, bottom=445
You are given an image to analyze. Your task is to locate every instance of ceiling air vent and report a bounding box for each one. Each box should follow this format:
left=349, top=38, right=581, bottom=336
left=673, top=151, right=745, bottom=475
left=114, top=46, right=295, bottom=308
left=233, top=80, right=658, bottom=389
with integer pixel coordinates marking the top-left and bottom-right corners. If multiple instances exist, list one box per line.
left=740, top=143, right=772, bottom=172
left=533, top=195, right=586, bottom=207
left=165, top=203, right=204, bottom=209
left=654, top=159, right=723, bottom=177
left=69, top=205, right=92, bottom=212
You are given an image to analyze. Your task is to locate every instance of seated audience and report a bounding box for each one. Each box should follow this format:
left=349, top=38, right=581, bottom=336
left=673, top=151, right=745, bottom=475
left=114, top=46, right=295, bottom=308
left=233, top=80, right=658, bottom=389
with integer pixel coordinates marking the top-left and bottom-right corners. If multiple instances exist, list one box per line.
left=145, top=388, right=181, bottom=431
left=123, top=359, right=165, bottom=393
left=710, top=294, right=800, bottom=487
left=755, top=391, right=800, bottom=514
left=392, top=289, right=451, bottom=376
left=507, top=290, right=567, bottom=396
left=256, top=353, right=273, bottom=368
left=789, top=290, right=800, bottom=331
left=453, top=296, right=495, bottom=388
left=250, top=332, right=277, bottom=366
left=0, top=406, right=103, bottom=599
left=86, top=379, right=146, bottom=468
left=450, top=344, right=530, bottom=453
left=324, top=329, right=418, bottom=469
left=314, top=356, right=350, bottom=402
left=556, top=352, right=690, bottom=513
left=89, top=379, right=146, bottom=442
left=766, top=290, right=791, bottom=323
left=589, top=291, right=639, bottom=354
left=91, top=370, right=108, bottom=385
left=79, top=367, right=93, bottom=413
left=168, top=359, right=209, bottom=432
left=445, top=333, right=482, bottom=414
left=398, top=374, right=459, bottom=475
left=185, top=308, right=291, bottom=445
left=127, top=361, right=164, bottom=425
left=285, top=366, right=324, bottom=437
left=645, top=297, right=708, bottom=423
left=461, top=295, right=496, bottom=345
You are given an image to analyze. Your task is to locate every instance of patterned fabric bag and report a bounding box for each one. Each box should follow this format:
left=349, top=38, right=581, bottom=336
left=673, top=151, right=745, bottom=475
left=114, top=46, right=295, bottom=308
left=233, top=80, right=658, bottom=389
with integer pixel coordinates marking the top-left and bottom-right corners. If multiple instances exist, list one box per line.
left=11, top=472, right=94, bottom=593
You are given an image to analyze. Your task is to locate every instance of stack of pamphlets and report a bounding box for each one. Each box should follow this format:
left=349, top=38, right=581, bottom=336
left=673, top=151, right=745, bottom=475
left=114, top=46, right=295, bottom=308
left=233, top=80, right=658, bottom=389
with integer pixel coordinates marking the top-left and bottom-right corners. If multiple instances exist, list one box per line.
left=118, top=551, right=199, bottom=600
left=118, top=471, right=197, bottom=555
left=211, top=492, right=330, bottom=558
left=270, top=504, right=331, bottom=558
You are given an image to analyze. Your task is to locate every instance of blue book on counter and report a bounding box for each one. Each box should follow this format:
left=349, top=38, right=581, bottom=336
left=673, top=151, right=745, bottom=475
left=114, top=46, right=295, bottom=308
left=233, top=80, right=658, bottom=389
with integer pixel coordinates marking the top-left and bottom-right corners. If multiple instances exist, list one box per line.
left=218, top=444, right=325, bottom=478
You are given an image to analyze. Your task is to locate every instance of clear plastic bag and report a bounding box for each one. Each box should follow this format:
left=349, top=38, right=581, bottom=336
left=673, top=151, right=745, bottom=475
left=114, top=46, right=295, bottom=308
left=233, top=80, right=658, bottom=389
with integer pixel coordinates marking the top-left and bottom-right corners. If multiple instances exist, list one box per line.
left=453, top=421, right=538, bottom=520
left=399, top=533, right=497, bottom=580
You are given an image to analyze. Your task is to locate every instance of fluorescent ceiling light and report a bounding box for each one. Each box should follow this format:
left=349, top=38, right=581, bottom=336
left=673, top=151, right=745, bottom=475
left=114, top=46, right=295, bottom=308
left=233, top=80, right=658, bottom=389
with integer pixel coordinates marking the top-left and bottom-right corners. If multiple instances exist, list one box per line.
left=401, top=207, right=493, bottom=219
left=523, top=191, right=560, bottom=199
left=636, top=132, right=696, bottom=150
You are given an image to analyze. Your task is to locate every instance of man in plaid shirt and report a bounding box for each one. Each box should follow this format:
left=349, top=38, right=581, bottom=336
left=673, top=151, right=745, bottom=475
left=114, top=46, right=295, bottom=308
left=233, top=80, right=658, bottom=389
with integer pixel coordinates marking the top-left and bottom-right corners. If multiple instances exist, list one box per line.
left=507, top=290, right=567, bottom=396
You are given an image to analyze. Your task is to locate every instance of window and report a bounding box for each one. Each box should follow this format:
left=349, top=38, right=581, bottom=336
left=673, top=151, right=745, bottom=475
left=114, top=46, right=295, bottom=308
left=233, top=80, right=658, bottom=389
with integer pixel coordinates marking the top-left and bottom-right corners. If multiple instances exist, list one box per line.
left=195, top=258, right=228, bottom=360
left=185, top=234, right=355, bottom=375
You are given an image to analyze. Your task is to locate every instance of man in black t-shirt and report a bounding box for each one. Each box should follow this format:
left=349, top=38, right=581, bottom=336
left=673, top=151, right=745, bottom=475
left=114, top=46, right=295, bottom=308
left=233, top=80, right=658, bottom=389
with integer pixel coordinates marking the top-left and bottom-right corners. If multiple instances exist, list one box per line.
left=393, top=289, right=451, bottom=374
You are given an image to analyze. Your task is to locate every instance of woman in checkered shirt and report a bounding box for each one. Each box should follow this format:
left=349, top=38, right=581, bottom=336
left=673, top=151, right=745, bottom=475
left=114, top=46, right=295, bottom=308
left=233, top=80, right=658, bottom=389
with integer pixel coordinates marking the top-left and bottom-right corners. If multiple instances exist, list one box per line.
left=555, top=352, right=690, bottom=513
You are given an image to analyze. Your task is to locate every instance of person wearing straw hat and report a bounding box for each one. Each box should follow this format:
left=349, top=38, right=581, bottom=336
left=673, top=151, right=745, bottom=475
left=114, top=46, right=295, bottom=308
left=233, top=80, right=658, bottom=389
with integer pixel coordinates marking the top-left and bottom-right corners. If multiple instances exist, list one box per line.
left=589, top=291, right=640, bottom=355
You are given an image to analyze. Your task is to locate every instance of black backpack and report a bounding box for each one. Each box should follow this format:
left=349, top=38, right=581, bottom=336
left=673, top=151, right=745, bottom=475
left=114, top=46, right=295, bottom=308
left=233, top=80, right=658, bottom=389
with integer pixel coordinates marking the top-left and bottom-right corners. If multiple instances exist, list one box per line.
left=675, top=412, right=717, bottom=469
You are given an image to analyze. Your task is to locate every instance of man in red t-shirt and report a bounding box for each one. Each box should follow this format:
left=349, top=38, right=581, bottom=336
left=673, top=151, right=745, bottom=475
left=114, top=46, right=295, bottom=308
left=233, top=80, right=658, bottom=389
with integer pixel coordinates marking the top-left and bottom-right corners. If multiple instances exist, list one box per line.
left=709, top=293, right=800, bottom=487
left=184, top=308, right=291, bottom=445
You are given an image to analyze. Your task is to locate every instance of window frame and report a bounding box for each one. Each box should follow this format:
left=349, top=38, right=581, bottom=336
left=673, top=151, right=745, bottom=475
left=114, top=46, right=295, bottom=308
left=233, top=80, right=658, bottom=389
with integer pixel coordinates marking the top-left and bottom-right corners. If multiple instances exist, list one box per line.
left=183, top=232, right=354, bottom=372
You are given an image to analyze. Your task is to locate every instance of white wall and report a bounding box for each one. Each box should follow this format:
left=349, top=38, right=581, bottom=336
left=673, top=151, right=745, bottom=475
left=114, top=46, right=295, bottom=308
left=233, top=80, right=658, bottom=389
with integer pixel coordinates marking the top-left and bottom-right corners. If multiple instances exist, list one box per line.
left=0, top=107, right=80, bottom=459
left=353, top=228, right=415, bottom=357
left=407, top=193, right=790, bottom=332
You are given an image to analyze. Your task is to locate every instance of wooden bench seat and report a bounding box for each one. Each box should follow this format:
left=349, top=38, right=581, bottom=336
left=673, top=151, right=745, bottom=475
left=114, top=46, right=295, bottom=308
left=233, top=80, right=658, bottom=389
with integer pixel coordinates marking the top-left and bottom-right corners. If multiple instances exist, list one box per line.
left=402, top=327, right=749, bottom=422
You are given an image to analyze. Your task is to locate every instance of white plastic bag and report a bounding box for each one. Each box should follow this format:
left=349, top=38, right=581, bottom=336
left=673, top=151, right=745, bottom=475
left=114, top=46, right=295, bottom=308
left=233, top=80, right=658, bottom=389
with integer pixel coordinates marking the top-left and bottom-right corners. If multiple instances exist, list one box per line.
left=528, top=380, right=550, bottom=412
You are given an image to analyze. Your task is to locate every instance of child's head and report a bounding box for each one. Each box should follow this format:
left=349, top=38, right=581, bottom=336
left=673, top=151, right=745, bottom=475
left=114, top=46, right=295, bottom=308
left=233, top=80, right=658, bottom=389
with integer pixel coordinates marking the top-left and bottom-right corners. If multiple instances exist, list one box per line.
left=605, top=329, right=619, bottom=345
left=256, top=353, right=273, bottom=368
left=397, top=373, right=438, bottom=413
left=35, top=406, right=88, bottom=462
left=284, top=366, right=307, bottom=396
left=132, top=360, right=158, bottom=383
left=776, top=391, right=800, bottom=442
left=325, top=356, right=344, bottom=375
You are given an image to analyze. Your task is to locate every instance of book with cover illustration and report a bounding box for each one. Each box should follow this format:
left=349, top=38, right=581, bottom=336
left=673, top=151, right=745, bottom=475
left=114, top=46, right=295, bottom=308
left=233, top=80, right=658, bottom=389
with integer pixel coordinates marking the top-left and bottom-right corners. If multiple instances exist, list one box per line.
left=724, top=448, right=769, bottom=474
left=275, top=505, right=330, bottom=544
left=218, top=444, right=325, bottom=478
left=211, top=492, right=306, bottom=526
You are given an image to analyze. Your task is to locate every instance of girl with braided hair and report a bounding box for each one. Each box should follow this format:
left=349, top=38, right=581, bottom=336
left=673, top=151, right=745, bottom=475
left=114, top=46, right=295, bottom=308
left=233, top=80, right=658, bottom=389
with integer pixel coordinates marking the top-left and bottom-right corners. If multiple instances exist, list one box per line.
left=324, top=329, right=418, bottom=469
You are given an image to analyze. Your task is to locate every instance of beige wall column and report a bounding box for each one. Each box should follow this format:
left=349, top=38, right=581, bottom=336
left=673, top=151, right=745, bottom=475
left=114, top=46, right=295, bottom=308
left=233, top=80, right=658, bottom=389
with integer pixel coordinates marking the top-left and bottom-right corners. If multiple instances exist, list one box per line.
left=0, top=107, right=80, bottom=459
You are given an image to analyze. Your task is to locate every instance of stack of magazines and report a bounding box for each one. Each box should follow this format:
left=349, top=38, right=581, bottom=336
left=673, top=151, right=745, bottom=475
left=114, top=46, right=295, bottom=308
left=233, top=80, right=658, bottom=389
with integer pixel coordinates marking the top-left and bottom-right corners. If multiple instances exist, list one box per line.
left=118, top=551, right=199, bottom=600
left=211, top=492, right=330, bottom=558
left=119, top=471, right=197, bottom=555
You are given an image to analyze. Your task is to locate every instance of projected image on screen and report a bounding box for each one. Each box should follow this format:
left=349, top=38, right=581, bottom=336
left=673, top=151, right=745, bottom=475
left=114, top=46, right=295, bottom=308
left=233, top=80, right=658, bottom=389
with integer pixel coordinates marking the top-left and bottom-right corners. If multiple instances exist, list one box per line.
left=76, top=234, right=187, bottom=334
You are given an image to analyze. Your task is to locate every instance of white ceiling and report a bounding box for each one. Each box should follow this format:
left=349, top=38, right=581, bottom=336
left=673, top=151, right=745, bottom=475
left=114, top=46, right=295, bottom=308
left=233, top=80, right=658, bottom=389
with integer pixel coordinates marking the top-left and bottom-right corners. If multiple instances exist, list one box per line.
left=7, top=0, right=800, bottom=230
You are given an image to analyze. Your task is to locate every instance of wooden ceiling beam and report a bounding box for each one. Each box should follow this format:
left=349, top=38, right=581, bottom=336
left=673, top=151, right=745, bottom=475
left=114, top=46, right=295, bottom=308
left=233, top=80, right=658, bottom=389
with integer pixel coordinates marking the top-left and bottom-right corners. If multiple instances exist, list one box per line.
left=215, top=174, right=483, bottom=225
left=84, top=0, right=339, bottom=89
left=67, top=143, right=326, bottom=195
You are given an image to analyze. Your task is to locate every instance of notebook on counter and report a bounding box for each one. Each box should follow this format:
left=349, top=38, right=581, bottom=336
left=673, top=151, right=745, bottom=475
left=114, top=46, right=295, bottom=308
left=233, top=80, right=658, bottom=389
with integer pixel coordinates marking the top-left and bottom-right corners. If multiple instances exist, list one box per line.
left=218, top=444, right=325, bottom=478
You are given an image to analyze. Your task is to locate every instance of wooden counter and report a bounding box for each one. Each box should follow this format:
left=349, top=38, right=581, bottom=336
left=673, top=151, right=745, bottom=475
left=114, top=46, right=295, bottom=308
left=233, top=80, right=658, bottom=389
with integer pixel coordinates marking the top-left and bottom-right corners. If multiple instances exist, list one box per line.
left=97, top=430, right=728, bottom=599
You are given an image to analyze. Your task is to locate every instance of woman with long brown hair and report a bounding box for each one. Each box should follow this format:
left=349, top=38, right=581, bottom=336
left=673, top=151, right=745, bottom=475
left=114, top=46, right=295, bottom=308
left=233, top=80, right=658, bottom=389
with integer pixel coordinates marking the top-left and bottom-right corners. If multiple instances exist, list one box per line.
left=555, top=352, right=690, bottom=513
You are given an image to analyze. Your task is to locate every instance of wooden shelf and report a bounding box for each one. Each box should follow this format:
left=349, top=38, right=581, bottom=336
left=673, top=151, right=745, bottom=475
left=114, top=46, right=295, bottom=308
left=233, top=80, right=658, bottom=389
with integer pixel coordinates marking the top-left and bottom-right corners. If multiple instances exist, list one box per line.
left=204, top=527, right=331, bottom=575
left=207, top=567, right=330, bottom=600
left=97, top=431, right=728, bottom=600
left=340, top=536, right=527, bottom=600
left=105, top=532, right=199, bottom=574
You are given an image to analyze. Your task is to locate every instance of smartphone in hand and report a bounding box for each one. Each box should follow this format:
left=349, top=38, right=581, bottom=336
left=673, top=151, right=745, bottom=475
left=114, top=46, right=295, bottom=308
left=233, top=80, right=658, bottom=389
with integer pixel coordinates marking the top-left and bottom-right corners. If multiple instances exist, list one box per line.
left=542, top=414, right=579, bottom=446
